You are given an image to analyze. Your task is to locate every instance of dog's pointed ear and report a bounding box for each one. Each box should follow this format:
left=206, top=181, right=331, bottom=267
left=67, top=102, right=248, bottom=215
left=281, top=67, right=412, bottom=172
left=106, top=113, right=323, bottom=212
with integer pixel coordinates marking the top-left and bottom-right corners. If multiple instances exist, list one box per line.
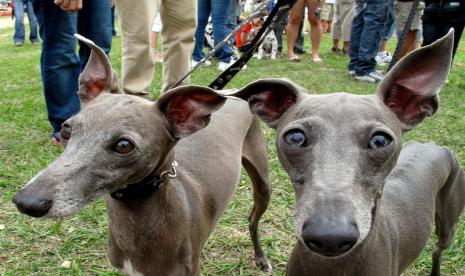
left=231, top=78, right=302, bottom=128
left=75, top=34, right=120, bottom=103
left=156, top=85, right=227, bottom=138
left=376, top=29, right=454, bottom=131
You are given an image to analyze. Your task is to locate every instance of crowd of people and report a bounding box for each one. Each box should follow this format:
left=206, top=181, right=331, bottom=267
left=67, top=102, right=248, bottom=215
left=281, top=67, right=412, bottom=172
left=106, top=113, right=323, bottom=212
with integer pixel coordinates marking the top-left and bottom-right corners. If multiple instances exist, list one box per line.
left=7, top=0, right=465, bottom=146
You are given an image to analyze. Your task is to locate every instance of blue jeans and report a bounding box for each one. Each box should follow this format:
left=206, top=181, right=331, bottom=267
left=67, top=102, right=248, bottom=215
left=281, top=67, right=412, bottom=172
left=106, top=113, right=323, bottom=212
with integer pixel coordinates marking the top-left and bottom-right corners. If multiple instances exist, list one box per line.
left=33, top=0, right=112, bottom=134
left=13, top=0, right=38, bottom=44
left=192, top=0, right=233, bottom=62
left=381, top=0, right=395, bottom=40
left=348, top=0, right=387, bottom=75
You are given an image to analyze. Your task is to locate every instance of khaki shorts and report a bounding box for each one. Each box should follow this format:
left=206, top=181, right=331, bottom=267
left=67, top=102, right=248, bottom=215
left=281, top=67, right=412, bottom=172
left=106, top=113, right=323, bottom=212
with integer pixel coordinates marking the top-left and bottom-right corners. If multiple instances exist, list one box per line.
left=321, top=3, right=334, bottom=21
left=394, top=1, right=425, bottom=31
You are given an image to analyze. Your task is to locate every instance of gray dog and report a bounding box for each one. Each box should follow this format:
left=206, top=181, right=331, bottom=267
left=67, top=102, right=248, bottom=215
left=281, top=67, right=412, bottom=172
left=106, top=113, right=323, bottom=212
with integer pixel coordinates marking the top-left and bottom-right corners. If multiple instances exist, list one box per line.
left=233, top=30, right=465, bottom=275
left=12, top=35, right=272, bottom=275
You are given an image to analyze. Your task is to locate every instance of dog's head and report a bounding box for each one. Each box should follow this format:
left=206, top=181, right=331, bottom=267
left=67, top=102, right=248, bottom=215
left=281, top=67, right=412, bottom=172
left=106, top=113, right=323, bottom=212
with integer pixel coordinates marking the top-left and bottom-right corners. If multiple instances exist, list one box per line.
left=12, top=35, right=226, bottom=218
left=233, top=30, right=454, bottom=257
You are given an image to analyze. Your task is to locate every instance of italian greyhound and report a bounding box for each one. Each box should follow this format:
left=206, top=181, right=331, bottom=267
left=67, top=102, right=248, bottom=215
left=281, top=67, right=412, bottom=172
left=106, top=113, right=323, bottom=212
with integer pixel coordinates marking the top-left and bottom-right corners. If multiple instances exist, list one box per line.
left=233, top=30, right=465, bottom=275
left=12, top=35, right=272, bottom=275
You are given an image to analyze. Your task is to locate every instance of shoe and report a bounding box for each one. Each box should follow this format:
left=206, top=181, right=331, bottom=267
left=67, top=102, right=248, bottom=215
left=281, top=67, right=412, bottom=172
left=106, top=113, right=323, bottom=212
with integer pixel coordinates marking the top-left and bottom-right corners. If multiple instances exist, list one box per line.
left=51, top=132, right=64, bottom=148
left=288, top=56, right=300, bottom=62
left=375, top=52, right=392, bottom=64
left=331, top=47, right=341, bottom=54
left=191, top=59, right=211, bottom=68
left=348, top=70, right=355, bottom=77
left=355, top=71, right=383, bottom=83
left=295, top=49, right=310, bottom=55
left=218, top=59, right=236, bottom=71
left=311, top=57, right=322, bottom=63
left=31, top=40, right=40, bottom=45
left=14, top=41, right=24, bottom=46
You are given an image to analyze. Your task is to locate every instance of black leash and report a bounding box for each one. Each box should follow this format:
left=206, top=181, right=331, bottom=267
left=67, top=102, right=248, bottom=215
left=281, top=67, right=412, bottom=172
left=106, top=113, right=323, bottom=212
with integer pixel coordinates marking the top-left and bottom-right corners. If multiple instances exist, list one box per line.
left=209, top=0, right=297, bottom=90
left=386, top=0, right=421, bottom=72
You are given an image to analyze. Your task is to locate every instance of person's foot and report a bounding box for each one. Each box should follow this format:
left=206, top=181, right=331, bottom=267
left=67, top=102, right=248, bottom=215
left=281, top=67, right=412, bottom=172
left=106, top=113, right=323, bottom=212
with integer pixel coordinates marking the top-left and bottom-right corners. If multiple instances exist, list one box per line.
left=295, top=49, right=310, bottom=55
left=355, top=71, right=383, bottom=83
left=218, top=59, right=236, bottom=71
left=14, top=41, right=24, bottom=46
left=288, top=55, right=300, bottom=62
left=331, top=47, right=341, bottom=54
left=348, top=70, right=355, bottom=77
left=191, top=59, right=212, bottom=69
left=31, top=40, right=40, bottom=45
left=276, top=52, right=284, bottom=59
left=375, top=51, right=392, bottom=64
left=311, top=54, right=322, bottom=63
left=51, top=132, right=64, bottom=148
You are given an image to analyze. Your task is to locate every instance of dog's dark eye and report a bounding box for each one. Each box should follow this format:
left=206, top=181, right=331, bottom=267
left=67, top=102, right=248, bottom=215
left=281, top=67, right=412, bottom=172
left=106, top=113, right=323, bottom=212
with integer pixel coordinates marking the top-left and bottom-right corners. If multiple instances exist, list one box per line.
left=60, top=124, right=72, bottom=140
left=285, top=130, right=306, bottom=147
left=369, top=132, right=392, bottom=149
left=112, top=139, right=135, bottom=154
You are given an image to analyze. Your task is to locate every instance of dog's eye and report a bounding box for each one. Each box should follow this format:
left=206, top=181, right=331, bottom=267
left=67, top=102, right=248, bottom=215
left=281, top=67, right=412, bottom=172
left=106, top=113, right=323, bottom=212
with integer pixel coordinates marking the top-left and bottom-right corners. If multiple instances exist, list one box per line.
left=368, top=132, right=392, bottom=149
left=112, top=139, right=135, bottom=154
left=60, top=124, right=72, bottom=140
left=284, top=130, right=306, bottom=147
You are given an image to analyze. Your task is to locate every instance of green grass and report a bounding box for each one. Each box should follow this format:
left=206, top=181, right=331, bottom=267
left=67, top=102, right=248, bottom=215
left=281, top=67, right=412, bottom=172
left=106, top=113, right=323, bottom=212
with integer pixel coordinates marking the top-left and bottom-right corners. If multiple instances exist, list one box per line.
left=0, top=25, right=464, bottom=275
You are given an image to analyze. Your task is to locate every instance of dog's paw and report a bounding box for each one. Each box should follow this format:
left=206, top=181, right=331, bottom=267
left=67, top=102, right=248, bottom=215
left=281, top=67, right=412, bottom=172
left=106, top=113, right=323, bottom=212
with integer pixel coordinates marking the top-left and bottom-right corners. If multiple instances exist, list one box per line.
left=255, top=256, right=272, bottom=273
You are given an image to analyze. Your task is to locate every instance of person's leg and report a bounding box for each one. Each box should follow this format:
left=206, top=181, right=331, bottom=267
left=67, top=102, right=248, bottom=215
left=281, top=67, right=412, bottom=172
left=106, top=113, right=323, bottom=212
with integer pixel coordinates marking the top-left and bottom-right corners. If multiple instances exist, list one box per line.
left=355, top=0, right=386, bottom=75
left=192, top=0, right=210, bottom=62
left=306, top=0, right=325, bottom=61
left=399, top=30, right=417, bottom=58
left=341, top=0, right=355, bottom=53
left=450, top=23, right=464, bottom=58
left=294, top=19, right=306, bottom=53
left=286, top=0, right=305, bottom=59
left=77, top=0, right=113, bottom=72
left=160, top=0, right=197, bottom=91
left=25, top=0, right=39, bottom=43
left=114, top=0, right=156, bottom=96
left=274, top=9, right=289, bottom=54
left=332, top=0, right=343, bottom=49
left=33, top=0, right=80, bottom=135
left=226, top=0, right=239, bottom=44
left=348, top=0, right=366, bottom=72
left=211, top=0, right=233, bottom=63
left=13, top=0, right=25, bottom=45
left=111, top=6, right=117, bottom=36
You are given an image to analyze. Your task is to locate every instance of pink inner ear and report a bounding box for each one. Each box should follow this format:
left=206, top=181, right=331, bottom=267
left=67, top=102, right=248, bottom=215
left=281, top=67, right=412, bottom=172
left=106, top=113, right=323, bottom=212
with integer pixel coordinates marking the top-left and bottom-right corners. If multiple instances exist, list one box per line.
left=166, top=96, right=194, bottom=125
left=396, top=68, right=436, bottom=94
left=386, top=85, right=437, bottom=126
left=81, top=78, right=107, bottom=101
left=250, top=90, right=296, bottom=123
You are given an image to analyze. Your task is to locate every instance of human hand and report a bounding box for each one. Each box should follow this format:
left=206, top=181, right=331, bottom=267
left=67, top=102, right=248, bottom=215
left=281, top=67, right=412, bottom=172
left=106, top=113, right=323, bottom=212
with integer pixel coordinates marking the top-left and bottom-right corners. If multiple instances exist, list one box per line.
left=54, top=0, right=83, bottom=12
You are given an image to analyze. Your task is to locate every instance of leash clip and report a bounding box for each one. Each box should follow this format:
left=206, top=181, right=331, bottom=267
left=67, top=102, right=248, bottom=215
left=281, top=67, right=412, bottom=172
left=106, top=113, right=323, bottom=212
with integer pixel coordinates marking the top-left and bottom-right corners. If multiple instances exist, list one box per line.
left=160, top=161, right=178, bottom=180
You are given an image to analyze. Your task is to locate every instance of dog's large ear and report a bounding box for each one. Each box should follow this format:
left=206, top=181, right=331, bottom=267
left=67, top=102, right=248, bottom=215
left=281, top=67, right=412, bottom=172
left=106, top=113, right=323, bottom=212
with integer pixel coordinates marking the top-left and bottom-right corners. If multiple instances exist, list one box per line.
left=156, top=85, right=226, bottom=138
left=231, top=78, right=302, bottom=128
left=75, top=34, right=120, bottom=103
left=376, top=29, right=454, bottom=131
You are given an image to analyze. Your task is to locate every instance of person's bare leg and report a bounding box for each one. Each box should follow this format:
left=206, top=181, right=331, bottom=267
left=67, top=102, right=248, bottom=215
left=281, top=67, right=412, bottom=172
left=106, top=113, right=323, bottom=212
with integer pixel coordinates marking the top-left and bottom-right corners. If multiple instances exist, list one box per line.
left=150, top=31, right=158, bottom=60
left=399, top=30, right=417, bottom=58
left=307, top=0, right=324, bottom=61
left=379, top=39, right=388, bottom=53
left=333, top=38, right=340, bottom=49
left=286, top=0, right=305, bottom=60
left=343, top=41, right=349, bottom=54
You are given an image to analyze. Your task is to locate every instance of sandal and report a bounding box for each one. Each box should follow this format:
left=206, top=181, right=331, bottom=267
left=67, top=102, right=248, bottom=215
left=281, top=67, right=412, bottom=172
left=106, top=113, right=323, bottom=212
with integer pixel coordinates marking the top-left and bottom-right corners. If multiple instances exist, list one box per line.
left=289, top=56, right=301, bottom=62
left=311, top=57, right=323, bottom=63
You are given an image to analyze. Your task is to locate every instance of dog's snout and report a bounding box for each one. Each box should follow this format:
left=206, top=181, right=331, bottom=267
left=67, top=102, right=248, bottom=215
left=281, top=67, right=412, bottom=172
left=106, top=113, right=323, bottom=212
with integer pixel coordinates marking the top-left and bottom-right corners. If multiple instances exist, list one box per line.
left=12, top=190, right=53, bottom=218
left=301, top=214, right=359, bottom=257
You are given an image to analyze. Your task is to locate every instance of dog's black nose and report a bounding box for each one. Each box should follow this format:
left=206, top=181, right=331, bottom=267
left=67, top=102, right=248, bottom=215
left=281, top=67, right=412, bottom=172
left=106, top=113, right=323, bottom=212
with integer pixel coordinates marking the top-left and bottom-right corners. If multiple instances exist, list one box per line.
left=301, top=214, right=359, bottom=257
left=12, top=190, right=52, bottom=218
